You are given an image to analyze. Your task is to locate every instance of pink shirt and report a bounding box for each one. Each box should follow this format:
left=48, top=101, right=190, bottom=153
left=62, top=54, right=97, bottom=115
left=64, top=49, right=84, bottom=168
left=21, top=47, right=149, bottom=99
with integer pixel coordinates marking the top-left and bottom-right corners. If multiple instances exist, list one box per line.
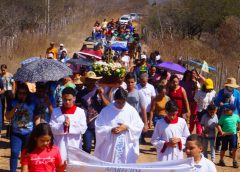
left=21, top=145, right=62, bottom=172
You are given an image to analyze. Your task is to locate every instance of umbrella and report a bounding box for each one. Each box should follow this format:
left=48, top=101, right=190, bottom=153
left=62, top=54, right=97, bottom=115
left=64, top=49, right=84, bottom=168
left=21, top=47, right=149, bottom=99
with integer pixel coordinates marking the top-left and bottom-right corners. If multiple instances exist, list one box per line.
left=66, top=57, right=93, bottom=66
left=21, top=57, right=40, bottom=66
left=109, top=41, right=128, bottom=51
left=156, top=62, right=187, bottom=74
left=79, top=49, right=102, bottom=60
left=13, top=58, right=72, bottom=82
left=188, top=60, right=216, bottom=71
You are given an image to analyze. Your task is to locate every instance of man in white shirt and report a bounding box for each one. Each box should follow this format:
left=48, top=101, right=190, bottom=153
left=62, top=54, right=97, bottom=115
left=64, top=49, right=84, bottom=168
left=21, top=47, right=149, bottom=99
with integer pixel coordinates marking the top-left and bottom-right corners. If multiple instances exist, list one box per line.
left=137, top=73, right=156, bottom=113
left=137, top=73, right=156, bottom=143
left=185, top=134, right=217, bottom=172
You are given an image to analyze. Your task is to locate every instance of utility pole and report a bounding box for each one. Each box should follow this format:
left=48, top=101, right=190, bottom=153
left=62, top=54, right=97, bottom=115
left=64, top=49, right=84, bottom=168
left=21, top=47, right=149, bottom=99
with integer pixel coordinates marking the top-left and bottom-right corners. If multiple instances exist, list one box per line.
left=45, top=0, right=50, bottom=33
left=47, top=0, right=50, bottom=33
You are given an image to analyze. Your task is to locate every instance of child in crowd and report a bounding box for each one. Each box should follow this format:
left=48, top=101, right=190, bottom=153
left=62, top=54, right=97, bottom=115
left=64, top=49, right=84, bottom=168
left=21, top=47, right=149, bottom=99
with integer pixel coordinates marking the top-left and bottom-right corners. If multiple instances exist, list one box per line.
left=21, top=123, right=66, bottom=172
left=151, top=100, right=190, bottom=161
left=185, top=134, right=217, bottom=172
left=200, top=104, right=218, bottom=162
left=218, top=104, right=240, bottom=168
left=215, top=92, right=232, bottom=152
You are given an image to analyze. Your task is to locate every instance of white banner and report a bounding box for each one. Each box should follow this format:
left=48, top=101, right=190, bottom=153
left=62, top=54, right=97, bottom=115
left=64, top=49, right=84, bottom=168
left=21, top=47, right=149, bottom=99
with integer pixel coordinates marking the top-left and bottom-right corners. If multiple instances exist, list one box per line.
left=67, top=147, right=195, bottom=172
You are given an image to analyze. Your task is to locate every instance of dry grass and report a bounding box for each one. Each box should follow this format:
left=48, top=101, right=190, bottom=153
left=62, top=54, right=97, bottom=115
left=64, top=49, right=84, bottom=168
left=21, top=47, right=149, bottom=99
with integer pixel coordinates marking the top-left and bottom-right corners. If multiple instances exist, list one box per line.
left=0, top=0, right=148, bottom=73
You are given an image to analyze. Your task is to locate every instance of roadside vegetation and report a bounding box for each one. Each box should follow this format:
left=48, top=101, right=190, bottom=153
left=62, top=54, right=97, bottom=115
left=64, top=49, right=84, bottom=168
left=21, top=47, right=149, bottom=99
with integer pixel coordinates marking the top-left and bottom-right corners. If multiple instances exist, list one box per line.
left=142, top=0, right=240, bottom=89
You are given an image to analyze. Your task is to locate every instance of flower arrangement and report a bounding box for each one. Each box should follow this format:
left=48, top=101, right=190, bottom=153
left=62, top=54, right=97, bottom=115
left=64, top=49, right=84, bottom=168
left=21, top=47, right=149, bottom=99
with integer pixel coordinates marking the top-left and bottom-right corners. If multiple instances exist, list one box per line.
left=92, top=61, right=126, bottom=78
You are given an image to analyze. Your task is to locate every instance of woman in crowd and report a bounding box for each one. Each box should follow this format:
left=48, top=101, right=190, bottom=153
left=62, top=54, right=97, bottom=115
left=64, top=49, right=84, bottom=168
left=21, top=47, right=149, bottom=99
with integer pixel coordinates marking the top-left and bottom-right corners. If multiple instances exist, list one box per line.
left=1, top=64, right=15, bottom=135
left=194, top=79, right=216, bottom=134
left=191, top=69, right=205, bottom=89
left=148, top=66, right=160, bottom=87
left=180, top=70, right=198, bottom=133
left=125, top=72, right=148, bottom=132
left=6, top=83, right=36, bottom=172
left=149, top=85, right=170, bottom=127
left=168, top=75, right=191, bottom=120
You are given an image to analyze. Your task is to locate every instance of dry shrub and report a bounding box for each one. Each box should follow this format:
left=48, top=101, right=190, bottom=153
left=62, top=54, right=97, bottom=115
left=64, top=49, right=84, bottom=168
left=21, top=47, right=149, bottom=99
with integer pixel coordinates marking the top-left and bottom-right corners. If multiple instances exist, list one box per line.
left=0, top=0, right=147, bottom=73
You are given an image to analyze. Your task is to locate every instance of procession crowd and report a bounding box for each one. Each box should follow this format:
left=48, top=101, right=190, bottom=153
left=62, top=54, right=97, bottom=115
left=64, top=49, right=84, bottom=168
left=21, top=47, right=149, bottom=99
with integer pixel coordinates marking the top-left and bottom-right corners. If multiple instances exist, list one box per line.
left=0, top=18, right=239, bottom=172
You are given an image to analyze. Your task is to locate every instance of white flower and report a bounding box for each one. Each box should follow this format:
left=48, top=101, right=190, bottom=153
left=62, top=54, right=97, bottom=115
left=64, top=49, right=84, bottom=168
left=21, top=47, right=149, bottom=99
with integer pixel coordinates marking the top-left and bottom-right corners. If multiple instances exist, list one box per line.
left=111, top=67, right=116, bottom=70
left=115, top=63, right=122, bottom=68
left=104, top=67, right=108, bottom=71
left=116, top=69, right=120, bottom=72
left=95, top=61, right=108, bottom=66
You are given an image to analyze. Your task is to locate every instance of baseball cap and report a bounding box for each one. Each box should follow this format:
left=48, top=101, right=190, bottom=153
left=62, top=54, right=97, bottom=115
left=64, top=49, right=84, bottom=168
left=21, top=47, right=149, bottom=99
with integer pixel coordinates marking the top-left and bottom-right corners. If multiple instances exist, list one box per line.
left=141, top=54, right=147, bottom=59
left=60, top=43, right=64, bottom=47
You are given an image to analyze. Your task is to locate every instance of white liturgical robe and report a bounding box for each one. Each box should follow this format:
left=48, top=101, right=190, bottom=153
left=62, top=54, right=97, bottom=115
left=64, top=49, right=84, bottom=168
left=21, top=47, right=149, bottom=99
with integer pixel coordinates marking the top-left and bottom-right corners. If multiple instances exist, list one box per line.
left=50, top=106, right=87, bottom=162
left=94, top=102, right=144, bottom=164
left=151, top=117, right=190, bottom=161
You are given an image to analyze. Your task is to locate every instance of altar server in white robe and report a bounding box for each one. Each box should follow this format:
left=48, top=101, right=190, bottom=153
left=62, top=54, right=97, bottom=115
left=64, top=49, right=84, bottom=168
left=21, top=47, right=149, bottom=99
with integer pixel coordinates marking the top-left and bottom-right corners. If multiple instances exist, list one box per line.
left=94, top=87, right=144, bottom=163
left=151, top=100, right=190, bottom=161
left=50, top=87, right=87, bottom=162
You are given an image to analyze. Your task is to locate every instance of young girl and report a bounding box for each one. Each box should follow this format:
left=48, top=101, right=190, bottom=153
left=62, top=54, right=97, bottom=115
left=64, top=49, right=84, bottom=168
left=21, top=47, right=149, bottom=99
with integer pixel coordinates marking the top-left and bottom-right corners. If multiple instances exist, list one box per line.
left=21, top=123, right=66, bottom=172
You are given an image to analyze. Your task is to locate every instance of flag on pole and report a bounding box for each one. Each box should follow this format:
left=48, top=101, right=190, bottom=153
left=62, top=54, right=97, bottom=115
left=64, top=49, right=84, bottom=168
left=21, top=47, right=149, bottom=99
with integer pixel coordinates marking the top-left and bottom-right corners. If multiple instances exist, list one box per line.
left=201, top=60, right=209, bottom=73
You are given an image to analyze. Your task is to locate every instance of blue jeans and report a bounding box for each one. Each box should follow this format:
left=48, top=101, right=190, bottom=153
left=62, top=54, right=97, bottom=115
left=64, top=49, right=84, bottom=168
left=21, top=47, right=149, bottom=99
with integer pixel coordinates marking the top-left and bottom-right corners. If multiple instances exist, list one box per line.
left=82, top=128, right=95, bottom=154
left=0, top=101, right=2, bottom=131
left=10, top=133, right=29, bottom=172
left=203, top=138, right=215, bottom=161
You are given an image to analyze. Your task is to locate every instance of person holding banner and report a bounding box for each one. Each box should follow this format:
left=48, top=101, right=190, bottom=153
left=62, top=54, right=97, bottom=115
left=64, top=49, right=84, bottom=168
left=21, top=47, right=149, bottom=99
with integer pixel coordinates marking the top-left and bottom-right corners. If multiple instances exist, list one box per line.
left=151, top=100, right=190, bottom=161
left=49, top=87, right=87, bottom=162
left=94, top=87, right=144, bottom=163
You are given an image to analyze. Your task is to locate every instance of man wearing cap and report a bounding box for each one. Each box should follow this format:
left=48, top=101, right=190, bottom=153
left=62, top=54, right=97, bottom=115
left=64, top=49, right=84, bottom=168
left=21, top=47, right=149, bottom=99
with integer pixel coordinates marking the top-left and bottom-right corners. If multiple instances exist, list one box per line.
left=58, top=43, right=67, bottom=60
left=134, top=56, right=150, bottom=79
left=46, top=42, right=58, bottom=60
left=75, top=71, right=109, bottom=153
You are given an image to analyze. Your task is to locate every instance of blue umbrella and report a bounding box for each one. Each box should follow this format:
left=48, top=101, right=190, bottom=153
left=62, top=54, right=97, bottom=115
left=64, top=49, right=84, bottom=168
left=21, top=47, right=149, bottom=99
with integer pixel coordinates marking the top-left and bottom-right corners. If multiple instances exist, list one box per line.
left=156, top=62, right=186, bottom=74
left=188, top=60, right=216, bottom=71
left=107, top=41, right=128, bottom=51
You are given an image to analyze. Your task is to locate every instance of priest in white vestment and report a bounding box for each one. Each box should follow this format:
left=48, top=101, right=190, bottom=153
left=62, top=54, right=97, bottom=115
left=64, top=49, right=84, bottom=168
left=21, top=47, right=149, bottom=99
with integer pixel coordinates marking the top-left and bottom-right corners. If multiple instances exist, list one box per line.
left=151, top=100, right=190, bottom=161
left=50, top=87, right=87, bottom=162
left=94, top=87, right=144, bottom=163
